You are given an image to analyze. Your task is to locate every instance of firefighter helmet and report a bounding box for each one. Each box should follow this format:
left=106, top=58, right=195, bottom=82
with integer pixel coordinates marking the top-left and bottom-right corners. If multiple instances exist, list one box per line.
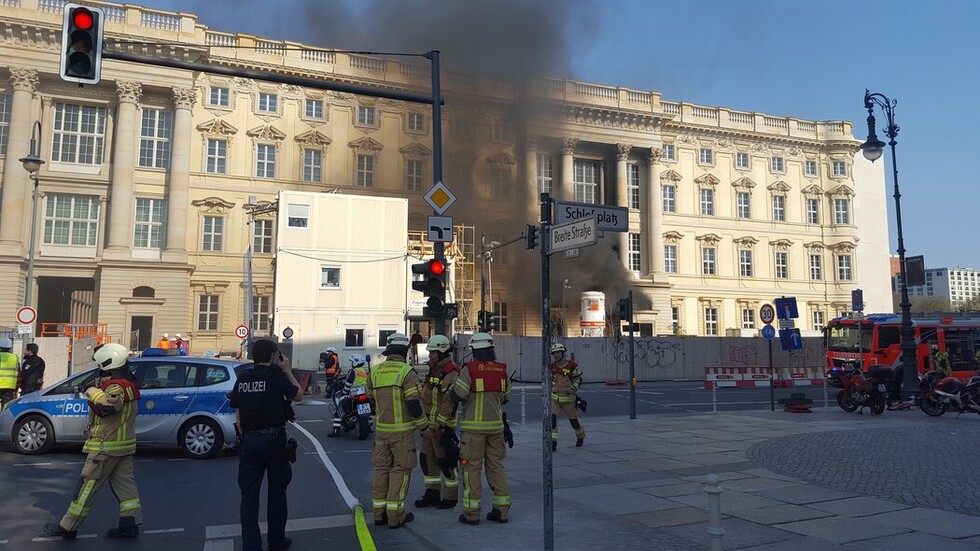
left=550, top=343, right=567, bottom=354
left=93, top=343, right=129, bottom=371
left=426, top=334, right=452, bottom=353
left=469, top=332, right=494, bottom=350
left=383, top=333, right=411, bottom=356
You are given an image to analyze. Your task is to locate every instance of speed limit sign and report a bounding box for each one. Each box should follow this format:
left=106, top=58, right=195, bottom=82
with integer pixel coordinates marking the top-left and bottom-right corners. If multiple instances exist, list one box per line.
left=235, top=324, right=250, bottom=339
left=759, top=304, right=776, bottom=325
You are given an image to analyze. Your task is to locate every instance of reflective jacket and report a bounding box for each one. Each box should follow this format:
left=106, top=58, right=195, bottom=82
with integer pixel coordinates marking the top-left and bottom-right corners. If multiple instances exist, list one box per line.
left=366, top=356, right=425, bottom=433
left=550, top=359, right=581, bottom=403
left=83, top=374, right=141, bottom=456
left=420, top=357, right=459, bottom=427
left=454, top=360, right=510, bottom=433
left=0, top=351, right=20, bottom=391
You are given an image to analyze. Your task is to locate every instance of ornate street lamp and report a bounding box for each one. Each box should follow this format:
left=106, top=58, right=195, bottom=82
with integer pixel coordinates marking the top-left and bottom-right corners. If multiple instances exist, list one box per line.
left=18, top=120, right=44, bottom=310
left=860, top=90, right=917, bottom=396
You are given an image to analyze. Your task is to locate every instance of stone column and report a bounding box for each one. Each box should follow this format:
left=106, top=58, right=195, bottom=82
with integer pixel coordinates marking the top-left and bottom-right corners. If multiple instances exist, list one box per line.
left=103, top=81, right=141, bottom=259
left=0, top=68, right=39, bottom=249
left=163, top=86, right=195, bottom=262
left=525, top=135, right=538, bottom=223
left=646, top=148, right=665, bottom=280
left=616, top=144, right=631, bottom=270
left=560, top=138, right=577, bottom=202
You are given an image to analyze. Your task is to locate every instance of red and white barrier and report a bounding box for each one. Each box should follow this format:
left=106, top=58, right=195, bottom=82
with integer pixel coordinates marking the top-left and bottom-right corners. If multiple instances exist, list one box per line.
left=704, top=367, right=824, bottom=389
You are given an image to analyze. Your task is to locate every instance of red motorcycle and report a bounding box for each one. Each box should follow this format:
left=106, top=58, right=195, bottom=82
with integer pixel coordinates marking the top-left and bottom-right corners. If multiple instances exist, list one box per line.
left=918, top=370, right=980, bottom=417
left=826, top=363, right=888, bottom=415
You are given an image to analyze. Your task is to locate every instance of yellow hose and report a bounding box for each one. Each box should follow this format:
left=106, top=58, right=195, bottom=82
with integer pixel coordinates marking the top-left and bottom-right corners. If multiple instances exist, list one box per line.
left=353, top=504, right=377, bottom=551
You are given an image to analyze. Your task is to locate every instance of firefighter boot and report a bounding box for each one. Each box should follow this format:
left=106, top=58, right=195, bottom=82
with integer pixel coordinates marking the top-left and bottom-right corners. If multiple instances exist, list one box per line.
left=414, top=489, right=441, bottom=508
left=42, top=523, right=77, bottom=540
left=458, top=514, right=480, bottom=526
left=107, top=516, right=140, bottom=538
left=487, top=508, right=509, bottom=524
left=435, top=499, right=457, bottom=509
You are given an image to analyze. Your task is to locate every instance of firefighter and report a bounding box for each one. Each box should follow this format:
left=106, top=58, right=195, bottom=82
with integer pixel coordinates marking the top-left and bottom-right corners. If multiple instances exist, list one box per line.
left=932, top=344, right=952, bottom=376
left=550, top=343, right=585, bottom=450
left=0, top=337, right=20, bottom=408
left=43, top=343, right=143, bottom=540
left=414, top=334, right=460, bottom=510
left=367, top=333, right=428, bottom=529
left=451, top=332, right=511, bottom=525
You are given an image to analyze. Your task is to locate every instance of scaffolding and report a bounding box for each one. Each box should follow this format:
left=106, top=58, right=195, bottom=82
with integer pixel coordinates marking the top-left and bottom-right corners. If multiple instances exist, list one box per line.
left=406, top=225, right=478, bottom=334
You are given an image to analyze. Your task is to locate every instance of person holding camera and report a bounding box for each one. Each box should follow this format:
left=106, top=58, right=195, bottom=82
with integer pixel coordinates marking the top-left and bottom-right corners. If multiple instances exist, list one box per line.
left=229, top=339, right=303, bottom=551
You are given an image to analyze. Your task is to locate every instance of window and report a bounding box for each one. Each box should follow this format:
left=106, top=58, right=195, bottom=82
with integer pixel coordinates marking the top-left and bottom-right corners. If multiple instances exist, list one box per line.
left=806, top=198, right=820, bottom=224
left=772, top=195, right=785, bottom=221
left=775, top=251, right=788, bottom=279
left=490, top=166, right=511, bottom=199
left=197, top=295, right=219, bottom=331
left=700, top=188, right=714, bottom=216
left=138, top=109, right=172, bottom=169
left=664, top=245, right=677, bottom=273
left=663, top=185, right=676, bottom=213
left=356, top=154, right=375, bottom=187
left=252, top=219, right=273, bottom=253
left=832, top=161, right=847, bottom=176
left=837, top=254, right=853, bottom=281
left=256, top=144, right=276, bottom=178
left=662, top=143, right=675, bottom=161
left=320, top=266, right=341, bottom=288
left=742, top=309, right=756, bottom=329
left=809, top=253, right=823, bottom=280
left=628, top=233, right=642, bottom=273
left=253, top=295, right=271, bottom=334
left=305, top=99, right=324, bottom=119
left=206, top=139, right=227, bottom=174
left=345, top=328, right=365, bottom=348
left=134, top=198, right=164, bottom=249
left=771, top=156, right=784, bottom=173
left=51, top=103, right=106, bottom=165
left=406, top=159, right=424, bottom=192
left=492, top=121, right=512, bottom=142
left=805, top=160, right=817, bottom=177
left=671, top=307, right=679, bottom=330
left=0, top=93, right=10, bottom=154
left=537, top=154, right=553, bottom=194
left=257, top=92, right=278, bottom=113
left=201, top=216, right=223, bottom=251
left=209, top=87, right=230, bottom=107
left=702, top=247, right=716, bottom=275
left=357, top=106, right=376, bottom=126
left=451, top=118, right=474, bottom=140
left=833, top=198, right=850, bottom=225
left=736, top=192, right=750, bottom=219
left=287, top=204, right=309, bottom=228
left=378, top=328, right=397, bottom=348
left=573, top=160, right=598, bottom=204
left=698, top=148, right=713, bottom=165
left=704, top=308, right=719, bottom=336
left=43, top=194, right=99, bottom=246
left=813, top=311, right=825, bottom=332
left=739, top=250, right=753, bottom=277
left=493, top=301, right=509, bottom=333
left=627, top=164, right=641, bottom=209
left=406, top=112, right=426, bottom=133
left=303, top=149, right=322, bottom=182
left=736, top=152, right=750, bottom=169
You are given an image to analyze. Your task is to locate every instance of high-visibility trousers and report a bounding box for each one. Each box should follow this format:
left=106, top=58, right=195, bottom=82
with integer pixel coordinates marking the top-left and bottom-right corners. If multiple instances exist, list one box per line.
left=371, top=431, right=416, bottom=527
left=420, top=427, right=458, bottom=501
left=60, top=452, right=142, bottom=531
left=551, top=399, right=585, bottom=442
left=460, top=431, right=510, bottom=521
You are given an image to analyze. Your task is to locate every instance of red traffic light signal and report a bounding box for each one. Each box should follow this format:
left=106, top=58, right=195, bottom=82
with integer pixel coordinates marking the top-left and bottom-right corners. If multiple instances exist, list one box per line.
left=72, top=9, right=94, bottom=30
left=429, top=259, right=445, bottom=276
left=60, top=3, right=105, bottom=85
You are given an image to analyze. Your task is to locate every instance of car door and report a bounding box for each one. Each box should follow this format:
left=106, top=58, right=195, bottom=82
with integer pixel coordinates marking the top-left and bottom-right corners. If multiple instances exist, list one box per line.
left=36, top=368, right=101, bottom=444
left=134, top=361, right=198, bottom=443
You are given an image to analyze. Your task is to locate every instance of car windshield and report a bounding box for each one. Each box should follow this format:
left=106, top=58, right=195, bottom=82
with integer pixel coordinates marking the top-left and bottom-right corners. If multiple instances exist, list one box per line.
left=827, top=323, right=873, bottom=352
left=46, top=364, right=139, bottom=395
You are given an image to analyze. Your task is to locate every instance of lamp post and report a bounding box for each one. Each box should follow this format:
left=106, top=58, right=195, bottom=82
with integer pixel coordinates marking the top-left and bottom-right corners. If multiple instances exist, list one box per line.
left=18, top=121, right=44, bottom=313
left=860, top=90, right=916, bottom=396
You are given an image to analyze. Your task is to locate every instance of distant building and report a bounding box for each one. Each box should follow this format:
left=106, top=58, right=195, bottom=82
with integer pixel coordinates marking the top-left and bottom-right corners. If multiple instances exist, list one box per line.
left=900, top=267, right=980, bottom=308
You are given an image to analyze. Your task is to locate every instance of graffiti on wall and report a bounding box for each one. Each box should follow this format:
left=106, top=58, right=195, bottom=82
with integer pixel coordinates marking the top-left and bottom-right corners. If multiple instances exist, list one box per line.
left=789, top=344, right=819, bottom=368
left=613, top=338, right=679, bottom=369
left=727, top=344, right=760, bottom=366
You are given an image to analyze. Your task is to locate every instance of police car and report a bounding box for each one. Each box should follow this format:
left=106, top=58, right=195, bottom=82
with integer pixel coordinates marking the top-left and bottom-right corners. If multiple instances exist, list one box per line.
left=0, top=352, right=251, bottom=459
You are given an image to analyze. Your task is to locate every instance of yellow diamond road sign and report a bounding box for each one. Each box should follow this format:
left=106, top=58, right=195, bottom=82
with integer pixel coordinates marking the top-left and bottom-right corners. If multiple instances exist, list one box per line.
left=423, top=181, right=456, bottom=215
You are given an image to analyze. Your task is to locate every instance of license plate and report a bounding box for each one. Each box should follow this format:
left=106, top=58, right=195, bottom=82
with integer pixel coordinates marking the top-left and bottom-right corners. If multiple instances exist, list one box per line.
left=878, top=384, right=886, bottom=392
left=356, top=403, right=372, bottom=415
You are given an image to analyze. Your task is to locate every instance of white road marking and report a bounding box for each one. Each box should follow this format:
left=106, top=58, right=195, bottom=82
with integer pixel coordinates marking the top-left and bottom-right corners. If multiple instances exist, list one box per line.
left=167, top=458, right=191, bottom=461
left=205, top=515, right=353, bottom=539
left=13, top=462, right=51, bottom=467
left=144, top=528, right=185, bottom=534
left=203, top=539, right=234, bottom=551
left=33, top=534, right=97, bottom=541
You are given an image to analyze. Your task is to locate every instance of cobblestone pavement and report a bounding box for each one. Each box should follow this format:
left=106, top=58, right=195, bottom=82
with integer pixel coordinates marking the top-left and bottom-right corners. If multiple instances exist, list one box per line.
left=747, top=421, right=980, bottom=516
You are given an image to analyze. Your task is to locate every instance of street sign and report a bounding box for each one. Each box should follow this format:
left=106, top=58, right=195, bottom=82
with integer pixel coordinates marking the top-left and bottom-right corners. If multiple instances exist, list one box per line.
left=234, top=324, right=250, bottom=339
left=779, top=328, right=803, bottom=351
left=759, top=304, right=775, bottom=325
left=554, top=200, right=628, bottom=232
left=282, top=326, right=294, bottom=339
left=18, top=324, right=32, bottom=335
left=16, top=306, right=37, bottom=325
left=427, top=215, right=453, bottom=243
left=547, top=217, right=596, bottom=254
left=851, top=289, right=864, bottom=312
left=773, top=297, right=799, bottom=320
left=760, top=325, right=776, bottom=340
left=778, top=319, right=796, bottom=330
left=563, top=248, right=580, bottom=259
left=423, top=181, right=457, bottom=215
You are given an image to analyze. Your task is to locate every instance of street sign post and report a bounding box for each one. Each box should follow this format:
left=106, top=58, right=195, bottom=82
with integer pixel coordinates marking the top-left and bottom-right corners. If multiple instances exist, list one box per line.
left=759, top=304, right=775, bottom=325
left=423, top=181, right=457, bottom=215
left=760, top=325, right=776, bottom=340
left=547, top=217, right=596, bottom=254
left=235, top=324, right=250, bottom=339
left=779, top=328, right=803, bottom=351
left=16, top=306, right=37, bottom=325
left=773, top=297, right=799, bottom=320
left=427, top=215, right=453, bottom=243
left=851, top=289, right=864, bottom=312
left=282, top=326, right=294, bottom=339
left=554, top=200, right=628, bottom=232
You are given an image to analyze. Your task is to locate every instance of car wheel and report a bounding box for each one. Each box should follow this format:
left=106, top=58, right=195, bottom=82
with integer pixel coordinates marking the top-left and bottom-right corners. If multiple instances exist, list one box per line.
left=14, top=415, right=55, bottom=455
left=179, top=417, right=224, bottom=459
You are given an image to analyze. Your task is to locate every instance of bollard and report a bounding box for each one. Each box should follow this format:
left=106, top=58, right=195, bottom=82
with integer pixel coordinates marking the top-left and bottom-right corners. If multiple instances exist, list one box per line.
left=822, top=375, right=829, bottom=409
left=711, top=382, right=718, bottom=414
left=520, top=387, right=527, bottom=429
left=705, top=474, right=724, bottom=551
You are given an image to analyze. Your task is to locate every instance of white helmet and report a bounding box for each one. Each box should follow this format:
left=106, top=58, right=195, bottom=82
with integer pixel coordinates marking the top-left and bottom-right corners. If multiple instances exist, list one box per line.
left=383, top=333, right=411, bottom=356
left=163, top=333, right=169, bottom=338
left=0, top=337, right=12, bottom=349
left=426, top=334, right=452, bottom=354
left=551, top=343, right=567, bottom=354
left=175, top=333, right=182, bottom=338
left=469, top=332, right=494, bottom=350
left=348, top=354, right=365, bottom=367
left=93, top=343, right=129, bottom=371
left=326, top=347, right=337, bottom=354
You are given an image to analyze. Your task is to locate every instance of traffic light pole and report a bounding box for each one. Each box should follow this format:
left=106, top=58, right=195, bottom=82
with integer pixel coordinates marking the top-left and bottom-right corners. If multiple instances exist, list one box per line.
left=538, top=192, right=555, bottom=551
left=628, top=290, right=636, bottom=420
left=426, top=51, right=447, bottom=336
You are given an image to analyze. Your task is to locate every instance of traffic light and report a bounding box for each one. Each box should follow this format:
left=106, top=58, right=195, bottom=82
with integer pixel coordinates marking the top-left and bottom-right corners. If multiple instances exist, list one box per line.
left=526, top=224, right=539, bottom=250
left=60, top=4, right=105, bottom=85
left=478, top=310, right=499, bottom=332
left=616, top=297, right=632, bottom=320
left=412, top=258, right=449, bottom=318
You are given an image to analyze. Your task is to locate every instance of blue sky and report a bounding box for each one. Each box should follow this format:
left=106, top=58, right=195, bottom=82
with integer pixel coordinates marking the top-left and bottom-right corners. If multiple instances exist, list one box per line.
left=146, top=0, right=978, bottom=269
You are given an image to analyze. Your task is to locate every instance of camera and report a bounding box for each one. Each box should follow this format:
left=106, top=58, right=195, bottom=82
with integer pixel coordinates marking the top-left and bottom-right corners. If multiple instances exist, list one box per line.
left=283, top=438, right=298, bottom=463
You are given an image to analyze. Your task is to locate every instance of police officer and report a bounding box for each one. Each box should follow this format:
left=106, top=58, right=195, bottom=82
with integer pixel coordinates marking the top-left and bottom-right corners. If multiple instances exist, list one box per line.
left=229, top=339, right=303, bottom=551
left=414, top=334, right=461, bottom=509
left=0, top=337, right=19, bottom=408
left=451, top=332, right=511, bottom=525
left=367, top=333, right=427, bottom=529
left=550, top=343, right=585, bottom=450
left=43, top=343, right=143, bottom=540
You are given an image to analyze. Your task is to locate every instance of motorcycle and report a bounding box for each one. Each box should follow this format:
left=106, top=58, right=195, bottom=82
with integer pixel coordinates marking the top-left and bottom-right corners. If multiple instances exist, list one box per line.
left=826, top=362, right=888, bottom=415
left=328, top=378, right=373, bottom=440
left=918, top=370, right=980, bottom=417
